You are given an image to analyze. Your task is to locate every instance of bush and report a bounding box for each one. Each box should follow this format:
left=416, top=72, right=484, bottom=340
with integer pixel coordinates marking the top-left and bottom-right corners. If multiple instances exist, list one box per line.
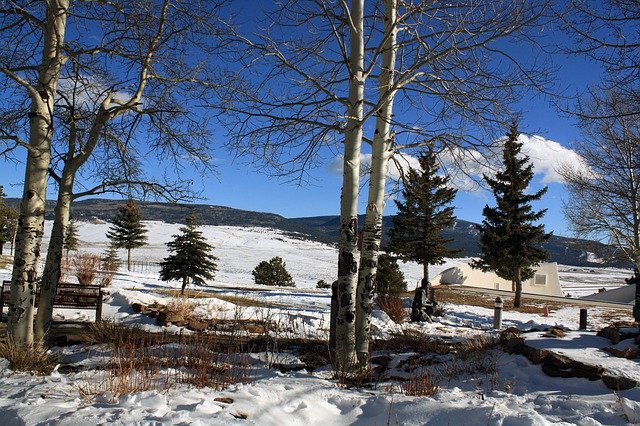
left=316, top=279, right=331, bottom=289
left=0, top=340, right=58, bottom=375
left=72, top=253, right=101, bottom=286
left=376, top=253, right=407, bottom=295
left=252, top=256, right=295, bottom=287
left=375, top=294, right=406, bottom=324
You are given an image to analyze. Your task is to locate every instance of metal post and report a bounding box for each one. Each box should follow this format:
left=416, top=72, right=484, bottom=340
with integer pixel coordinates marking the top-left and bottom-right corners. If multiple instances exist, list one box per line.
left=493, top=296, right=503, bottom=330
left=579, top=308, right=587, bottom=330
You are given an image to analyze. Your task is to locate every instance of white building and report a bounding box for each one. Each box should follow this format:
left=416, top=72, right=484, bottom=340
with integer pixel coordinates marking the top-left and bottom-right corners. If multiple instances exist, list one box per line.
left=432, top=262, right=564, bottom=297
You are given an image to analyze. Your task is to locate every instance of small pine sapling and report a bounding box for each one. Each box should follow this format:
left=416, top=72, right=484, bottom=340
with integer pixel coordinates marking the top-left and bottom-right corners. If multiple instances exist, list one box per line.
left=159, top=211, right=218, bottom=294
left=252, top=256, right=295, bottom=287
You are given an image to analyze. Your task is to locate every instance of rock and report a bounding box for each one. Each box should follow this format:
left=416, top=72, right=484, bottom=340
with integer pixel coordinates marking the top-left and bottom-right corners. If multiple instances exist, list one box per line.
left=157, top=310, right=184, bottom=325
left=187, top=319, right=208, bottom=332
left=131, top=302, right=145, bottom=313
left=597, top=326, right=621, bottom=344
left=603, top=346, right=639, bottom=359
left=542, top=328, right=567, bottom=338
left=214, top=397, right=234, bottom=404
left=602, top=375, right=638, bottom=391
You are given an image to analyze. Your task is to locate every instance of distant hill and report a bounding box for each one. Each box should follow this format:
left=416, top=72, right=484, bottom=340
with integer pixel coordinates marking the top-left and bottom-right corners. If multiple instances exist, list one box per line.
left=5, top=198, right=628, bottom=268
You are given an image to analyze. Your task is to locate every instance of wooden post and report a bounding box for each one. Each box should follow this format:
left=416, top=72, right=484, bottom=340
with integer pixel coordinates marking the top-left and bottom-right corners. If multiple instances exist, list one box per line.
left=579, top=308, right=587, bottom=330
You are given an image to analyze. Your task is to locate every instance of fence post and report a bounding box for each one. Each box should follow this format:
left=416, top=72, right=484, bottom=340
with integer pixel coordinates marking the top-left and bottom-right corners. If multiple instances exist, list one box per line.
left=579, top=308, right=587, bottom=330
left=493, top=296, right=503, bottom=330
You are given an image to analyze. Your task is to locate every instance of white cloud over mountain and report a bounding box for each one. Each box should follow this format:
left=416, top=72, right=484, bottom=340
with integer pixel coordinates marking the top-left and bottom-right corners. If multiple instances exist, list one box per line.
left=329, top=134, right=589, bottom=191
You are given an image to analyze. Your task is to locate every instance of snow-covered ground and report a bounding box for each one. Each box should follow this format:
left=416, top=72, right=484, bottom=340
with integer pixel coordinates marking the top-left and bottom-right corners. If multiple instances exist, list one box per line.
left=0, top=222, right=638, bottom=425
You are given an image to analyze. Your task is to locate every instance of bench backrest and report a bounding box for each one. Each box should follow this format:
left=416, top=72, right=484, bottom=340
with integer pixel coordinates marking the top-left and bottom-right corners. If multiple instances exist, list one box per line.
left=0, top=280, right=103, bottom=320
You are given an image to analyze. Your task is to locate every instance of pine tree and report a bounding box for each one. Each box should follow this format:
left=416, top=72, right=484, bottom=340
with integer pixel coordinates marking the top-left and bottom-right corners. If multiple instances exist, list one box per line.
left=471, top=122, right=551, bottom=308
left=102, top=243, right=121, bottom=272
left=106, top=200, right=148, bottom=271
left=252, top=256, right=295, bottom=287
left=375, top=254, right=407, bottom=295
left=159, top=211, right=218, bottom=294
left=388, top=147, right=460, bottom=284
left=0, top=186, right=18, bottom=256
left=63, top=220, right=80, bottom=258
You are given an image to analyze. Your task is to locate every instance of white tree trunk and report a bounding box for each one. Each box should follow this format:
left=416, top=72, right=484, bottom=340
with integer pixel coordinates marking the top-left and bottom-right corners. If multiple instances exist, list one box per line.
left=8, top=0, right=69, bottom=345
left=34, top=176, right=73, bottom=344
left=334, top=0, right=365, bottom=371
left=355, top=0, right=398, bottom=363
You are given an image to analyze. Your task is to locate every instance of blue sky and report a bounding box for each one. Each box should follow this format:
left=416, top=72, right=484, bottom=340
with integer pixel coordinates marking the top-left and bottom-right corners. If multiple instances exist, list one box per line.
left=0, top=5, right=605, bottom=238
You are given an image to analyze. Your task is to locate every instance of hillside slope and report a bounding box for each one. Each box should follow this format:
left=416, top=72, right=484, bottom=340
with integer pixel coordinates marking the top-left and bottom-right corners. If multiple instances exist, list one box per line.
left=5, top=198, right=626, bottom=267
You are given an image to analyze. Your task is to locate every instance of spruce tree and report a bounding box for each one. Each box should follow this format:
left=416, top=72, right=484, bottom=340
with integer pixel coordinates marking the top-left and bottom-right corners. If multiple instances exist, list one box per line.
left=159, top=211, right=218, bottom=294
left=471, top=122, right=551, bottom=308
left=102, top=243, right=121, bottom=272
left=0, top=186, right=18, bottom=256
left=375, top=253, right=407, bottom=295
left=388, top=147, right=459, bottom=284
left=64, top=220, right=80, bottom=258
left=106, top=200, right=148, bottom=271
left=252, top=256, right=295, bottom=287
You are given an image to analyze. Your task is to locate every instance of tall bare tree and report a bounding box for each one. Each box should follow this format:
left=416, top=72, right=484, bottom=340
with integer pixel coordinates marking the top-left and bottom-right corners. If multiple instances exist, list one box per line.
left=354, top=0, right=551, bottom=361
left=1, top=1, right=225, bottom=344
left=216, top=0, right=551, bottom=367
left=34, top=0, right=224, bottom=344
left=0, top=1, right=70, bottom=344
left=558, top=89, right=640, bottom=319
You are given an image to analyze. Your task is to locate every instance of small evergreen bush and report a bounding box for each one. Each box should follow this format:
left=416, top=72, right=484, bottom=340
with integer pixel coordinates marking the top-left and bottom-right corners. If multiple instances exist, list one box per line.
left=316, top=279, right=330, bottom=289
left=375, top=253, right=407, bottom=295
left=252, top=256, right=295, bottom=287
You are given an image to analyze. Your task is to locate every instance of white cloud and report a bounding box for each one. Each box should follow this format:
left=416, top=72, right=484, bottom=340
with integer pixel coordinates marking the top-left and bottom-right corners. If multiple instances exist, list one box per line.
left=328, top=133, right=589, bottom=191
left=519, top=134, right=588, bottom=184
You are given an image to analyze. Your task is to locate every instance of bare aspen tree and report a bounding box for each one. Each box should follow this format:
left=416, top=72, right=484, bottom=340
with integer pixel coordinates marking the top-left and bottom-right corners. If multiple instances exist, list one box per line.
left=1, top=1, right=224, bottom=344
left=0, top=1, right=70, bottom=344
left=355, top=0, right=396, bottom=363
left=217, top=0, right=550, bottom=367
left=558, top=89, right=640, bottom=319
left=354, top=0, right=550, bottom=361
left=32, top=0, right=223, bottom=344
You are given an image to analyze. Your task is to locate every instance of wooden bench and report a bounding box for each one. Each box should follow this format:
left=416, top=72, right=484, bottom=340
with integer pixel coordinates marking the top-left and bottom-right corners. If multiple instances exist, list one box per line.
left=0, top=280, right=103, bottom=322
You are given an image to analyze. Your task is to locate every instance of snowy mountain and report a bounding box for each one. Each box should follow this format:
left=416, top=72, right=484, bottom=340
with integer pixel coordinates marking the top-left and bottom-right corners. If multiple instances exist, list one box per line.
left=6, top=198, right=628, bottom=268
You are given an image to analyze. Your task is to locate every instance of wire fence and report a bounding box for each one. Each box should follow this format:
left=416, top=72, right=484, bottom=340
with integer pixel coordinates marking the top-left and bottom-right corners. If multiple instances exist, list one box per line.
left=115, top=260, right=162, bottom=275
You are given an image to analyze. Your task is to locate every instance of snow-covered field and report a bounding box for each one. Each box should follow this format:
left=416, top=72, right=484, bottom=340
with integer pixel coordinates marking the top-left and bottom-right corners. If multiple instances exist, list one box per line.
left=0, top=222, right=638, bottom=425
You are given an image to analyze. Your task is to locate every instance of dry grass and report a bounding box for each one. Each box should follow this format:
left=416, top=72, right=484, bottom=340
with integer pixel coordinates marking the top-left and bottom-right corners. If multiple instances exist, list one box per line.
left=72, top=253, right=101, bottom=286
left=0, top=255, right=11, bottom=269
left=151, top=288, right=287, bottom=309
left=432, top=287, right=568, bottom=313
left=376, top=295, right=407, bottom=324
left=0, top=340, right=58, bottom=375
left=165, top=297, right=198, bottom=318
left=402, top=370, right=440, bottom=396
left=78, top=323, right=251, bottom=401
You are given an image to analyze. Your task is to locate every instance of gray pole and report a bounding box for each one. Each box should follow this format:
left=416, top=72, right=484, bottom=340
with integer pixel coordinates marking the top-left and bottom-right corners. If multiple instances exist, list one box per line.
left=493, top=296, right=503, bottom=330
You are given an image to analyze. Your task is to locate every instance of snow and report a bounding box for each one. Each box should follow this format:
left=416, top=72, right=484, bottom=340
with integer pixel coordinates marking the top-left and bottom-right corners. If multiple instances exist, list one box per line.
left=0, top=221, right=638, bottom=425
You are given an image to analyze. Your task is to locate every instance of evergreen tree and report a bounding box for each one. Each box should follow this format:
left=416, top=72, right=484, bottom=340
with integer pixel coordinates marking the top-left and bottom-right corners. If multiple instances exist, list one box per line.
left=252, top=256, right=295, bottom=287
left=0, top=186, right=18, bottom=256
left=471, top=122, right=551, bottom=308
left=64, top=220, right=80, bottom=258
left=106, top=200, right=148, bottom=271
left=388, top=147, right=460, bottom=285
left=159, top=212, right=218, bottom=294
left=102, top=243, right=121, bottom=272
left=375, top=253, right=407, bottom=295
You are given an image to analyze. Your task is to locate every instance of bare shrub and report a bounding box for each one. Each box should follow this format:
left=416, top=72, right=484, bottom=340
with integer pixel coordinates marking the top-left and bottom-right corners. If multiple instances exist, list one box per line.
left=165, top=297, right=197, bottom=317
left=375, top=295, right=406, bottom=324
left=173, top=335, right=251, bottom=390
left=79, top=323, right=251, bottom=401
left=0, top=340, right=58, bottom=375
left=72, top=253, right=101, bottom=286
left=403, top=370, right=440, bottom=396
